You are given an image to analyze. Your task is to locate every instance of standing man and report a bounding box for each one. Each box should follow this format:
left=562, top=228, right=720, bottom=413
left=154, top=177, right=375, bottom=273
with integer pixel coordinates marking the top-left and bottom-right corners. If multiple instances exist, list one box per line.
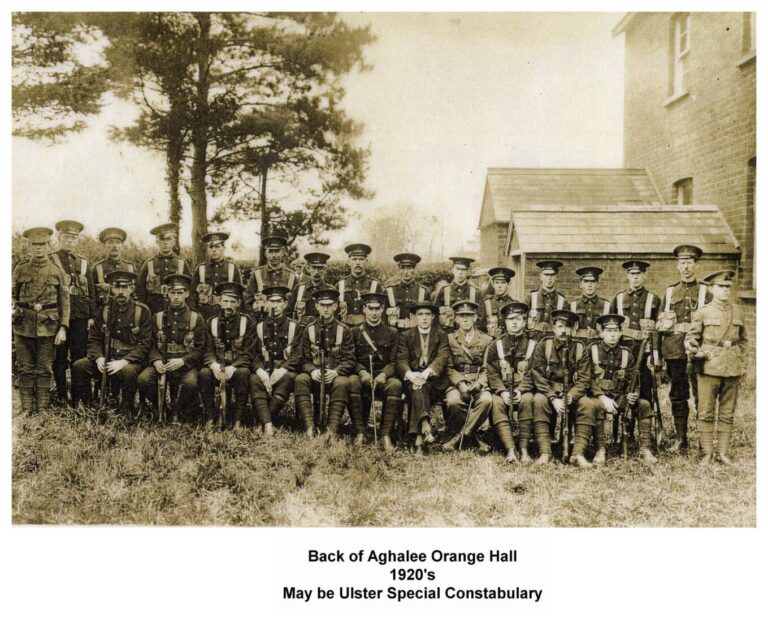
left=396, top=301, right=451, bottom=455
left=570, top=267, right=611, bottom=343
left=583, top=314, right=657, bottom=464
left=190, top=231, right=242, bottom=320
left=658, top=245, right=710, bottom=453
left=245, top=235, right=298, bottom=320
left=530, top=310, right=591, bottom=465
left=293, top=288, right=356, bottom=437
left=525, top=260, right=567, bottom=339
left=199, top=282, right=256, bottom=429
left=250, top=286, right=304, bottom=436
left=611, top=260, right=661, bottom=406
left=288, top=252, right=332, bottom=325
left=685, top=270, right=747, bottom=465
left=137, top=274, right=206, bottom=422
left=71, top=271, right=152, bottom=415
left=441, top=300, right=494, bottom=453
left=93, top=227, right=136, bottom=307
left=337, top=243, right=383, bottom=328
left=346, top=292, right=403, bottom=447
left=482, top=267, right=516, bottom=338
left=485, top=302, right=536, bottom=463
left=384, top=253, right=431, bottom=330
left=12, top=227, right=70, bottom=414
left=136, top=223, right=191, bottom=314
left=433, top=257, right=485, bottom=331
left=51, top=219, right=95, bottom=404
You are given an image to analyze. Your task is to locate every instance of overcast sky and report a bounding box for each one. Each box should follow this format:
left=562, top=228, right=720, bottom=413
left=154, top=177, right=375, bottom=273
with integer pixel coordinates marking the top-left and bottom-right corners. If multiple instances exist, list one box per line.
left=12, top=12, right=625, bottom=259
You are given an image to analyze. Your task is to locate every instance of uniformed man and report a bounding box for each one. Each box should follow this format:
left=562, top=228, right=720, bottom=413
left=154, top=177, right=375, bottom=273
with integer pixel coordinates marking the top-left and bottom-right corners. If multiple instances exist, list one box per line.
left=293, top=288, right=356, bottom=437
left=137, top=274, right=206, bottom=422
left=199, top=281, right=256, bottom=429
left=288, top=252, right=332, bottom=325
left=250, top=286, right=304, bottom=436
left=570, top=267, right=611, bottom=343
left=136, top=223, right=192, bottom=314
left=244, top=235, right=298, bottom=319
left=530, top=309, right=592, bottom=465
left=384, top=253, right=431, bottom=331
left=657, top=245, right=710, bottom=452
left=92, top=227, right=136, bottom=307
left=441, top=300, right=494, bottom=453
left=71, top=271, right=152, bottom=415
left=51, top=219, right=96, bottom=404
left=291, top=256, right=309, bottom=285
left=611, top=260, right=661, bottom=404
left=346, top=292, right=403, bottom=447
left=525, top=260, right=567, bottom=339
left=396, top=302, right=451, bottom=455
left=12, top=227, right=70, bottom=414
left=485, top=302, right=536, bottom=463
left=481, top=267, right=516, bottom=338
left=190, top=231, right=242, bottom=320
left=582, top=313, right=657, bottom=464
left=685, top=270, right=747, bottom=465
left=337, top=243, right=383, bottom=327
left=432, top=257, right=485, bottom=331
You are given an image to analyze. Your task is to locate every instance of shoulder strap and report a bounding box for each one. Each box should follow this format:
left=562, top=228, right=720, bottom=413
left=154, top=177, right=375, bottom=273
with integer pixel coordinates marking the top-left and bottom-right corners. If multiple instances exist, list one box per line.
left=620, top=348, right=629, bottom=369
left=469, top=285, right=476, bottom=301
left=369, top=280, right=377, bottom=293
left=147, top=258, right=155, bottom=280
left=227, top=262, right=234, bottom=282
left=211, top=317, right=219, bottom=338
left=102, top=305, right=109, bottom=323
left=177, top=259, right=184, bottom=274
left=287, top=320, right=297, bottom=346
left=360, top=327, right=379, bottom=355
left=134, top=304, right=141, bottom=326
left=443, top=286, right=450, bottom=306
left=239, top=315, right=247, bottom=337
left=335, top=324, right=344, bottom=346
left=616, top=292, right=624, bottom=316
left=557, top=294, right=565, bottom=310
left=386, top=286, right=396, bottom=307
left=254, top=269, right=264, bottom=292
left=698, top=284, right=707, bottom=308
left=496, top=338, right=505, bottom=360
left=156, top=312, right=163, bottom=330
left=127, top=263, right=135, bottom=273
left=287, top=272, right=296, bottom=289
left=96, top=263, right=104, bottom=283
left=575, top=341, right=584, bottom=361
left=308, top=324, right=316, bottom=344
left=418, top=286, right=427, bottom=302
left=544, top=338, right=553, bottom=364
left=80, top=258, right=88, bottom=275
left=531, top=290, right=539, bottom=309
left=199, top=264, right=206, bottom=282
left=570, top=300, right=578, bottom=312
left=50, top=253, right=63, bottom=270
left=297, top=283, right=306, bottom=300
left=603, top=300, right=611, bottom=314
left=257, top=322, right=264, bottom=342
left=524, top=339, right=536, bottom=361
left=484, top=298, right=493, bottom=317
left=665, top=285, right=675, bottom=312
left=591, top=344, right=600, bottom=366
left=644, top=292, right=654, bottom=318
left=338, top=279, right=346, bottom=297
left=189, top=311, right=198, bottom=330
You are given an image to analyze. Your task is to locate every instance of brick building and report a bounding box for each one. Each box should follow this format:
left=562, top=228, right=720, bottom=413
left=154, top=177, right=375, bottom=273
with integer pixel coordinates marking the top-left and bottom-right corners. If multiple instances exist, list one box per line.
left=614, top=12, right=756, bottom=380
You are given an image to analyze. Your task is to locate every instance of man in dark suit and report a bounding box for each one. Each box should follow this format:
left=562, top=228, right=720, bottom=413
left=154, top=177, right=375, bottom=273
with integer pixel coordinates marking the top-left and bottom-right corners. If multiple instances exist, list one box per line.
left=396, top=302, right=450, bottom=455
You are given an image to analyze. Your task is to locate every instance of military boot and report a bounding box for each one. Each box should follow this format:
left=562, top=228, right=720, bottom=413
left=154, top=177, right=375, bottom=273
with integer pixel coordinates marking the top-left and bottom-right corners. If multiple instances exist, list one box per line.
left=354, top=433, right=366, bottom=446
left=347, top=391, right=366, bottom=438
left=698, top=420, right=715, bottom=464
left=638, top=418, right=658, bottom=463
left=593, top=448, right=606, bottom=464
left=534, top=421, right=552, bottom=464
left=569, top=424, right=593, bottom=467
left=268, top=395, right=286, bottom=422
left=18, top=378, right=36, bottom=416
left=474, top=434, right=491, bottom=454
left=670, top=404, right=689, bottom=453
left=295, top=395, right=314, bottom=437
left=381, top=436, right=395, bottom=452
left=519, top=446, right=532, bottom=464
left=201, top=394, right=216, bottom=427
left=421, top=419, right=435, bottom=445
left=441, top=434, right=462, bottom=452
left=326, top=400, right=347, bottom=437
left=518, top=419, right=533, bottom=462
left=380, top=396, right=401, bottom=442
left=35, top=382, right=52, bottom=413
left=593, top=418, right=606, bottom=462
left=716, top=422, right=734, bottom=465
left=494, top=421, right=518, bottom=463
left=232, top=393, right=248, bottom=431
left=263, top=422, right=275, bottom=437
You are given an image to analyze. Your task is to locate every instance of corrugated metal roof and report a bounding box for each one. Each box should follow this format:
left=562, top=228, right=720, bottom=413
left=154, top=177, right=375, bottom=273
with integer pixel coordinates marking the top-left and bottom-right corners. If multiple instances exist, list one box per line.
left=506, top=205, right=741, bottom=255
left=479, top=168, right=662, bottom=227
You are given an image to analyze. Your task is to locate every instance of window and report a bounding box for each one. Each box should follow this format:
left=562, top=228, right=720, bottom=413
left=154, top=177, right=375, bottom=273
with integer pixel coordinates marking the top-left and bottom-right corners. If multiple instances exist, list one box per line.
left=670, top=13, right=690, bottom=96
left=673, top=177, right=693, bottom=205
left=743, top=12, right=756, bottom=53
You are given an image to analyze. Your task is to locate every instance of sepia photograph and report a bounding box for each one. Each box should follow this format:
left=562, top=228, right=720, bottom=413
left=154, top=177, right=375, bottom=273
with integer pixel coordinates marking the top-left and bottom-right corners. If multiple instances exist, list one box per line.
left=10, top=11, right=756, bottom=528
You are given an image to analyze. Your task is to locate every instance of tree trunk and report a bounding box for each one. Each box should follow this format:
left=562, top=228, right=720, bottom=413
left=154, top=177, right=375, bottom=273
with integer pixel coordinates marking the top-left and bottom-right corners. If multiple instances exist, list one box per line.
left=166, top=128, right=183, bottom=227
left=258, top=164, right=269, bottom=266
left=189, top=13, right=211, bottom=263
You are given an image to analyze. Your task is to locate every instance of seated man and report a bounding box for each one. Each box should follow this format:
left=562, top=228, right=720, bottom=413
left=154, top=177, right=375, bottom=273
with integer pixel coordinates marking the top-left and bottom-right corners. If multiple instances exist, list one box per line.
left=293, top=288, right=356, bottom=437
left=72, top=270, right=152, bottom=415
left=347, top=292, right=403, bottom=448
left=442, top=300, right=494, bottom=453
left=199, top=282, right=256, bottom=429
left=485, top=302, right=536, bottom=463
left=582, top=314, right=657, bottom=464
left=530, top=309, right=592, bottom=466
left=250, top=286, right=304, bottom=436
left=396, top=301, right=450, bottom=455
left=137, top=274, right=206, bottom=423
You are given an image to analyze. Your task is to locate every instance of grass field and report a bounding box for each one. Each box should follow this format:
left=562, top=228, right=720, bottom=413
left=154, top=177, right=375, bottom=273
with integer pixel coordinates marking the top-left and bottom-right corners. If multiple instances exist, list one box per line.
left=12, top=389, right=756, bottom=527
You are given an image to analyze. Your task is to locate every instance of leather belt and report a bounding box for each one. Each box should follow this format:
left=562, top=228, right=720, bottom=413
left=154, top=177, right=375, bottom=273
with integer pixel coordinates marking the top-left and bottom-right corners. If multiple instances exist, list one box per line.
left=166, top=344, right=188, bottom=355
left=574, top=328, right=599, bottom=339
left=597, top=379, right=617, bottom=391
left=673, top=322, right=693, bottom=334
left=18, top=301, right=58, bottom=311
left=622, top=327, right=645, bottom=340
left=110, top=339, right=136, bottom=352
left=457, top=365, right=481, bottom=374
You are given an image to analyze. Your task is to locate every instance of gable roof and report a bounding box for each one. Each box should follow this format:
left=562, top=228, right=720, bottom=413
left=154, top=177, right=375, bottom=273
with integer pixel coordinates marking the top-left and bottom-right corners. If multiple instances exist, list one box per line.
left=504, top=204, right=741, bottom=256
left=479, top=168, right=662, bottom=228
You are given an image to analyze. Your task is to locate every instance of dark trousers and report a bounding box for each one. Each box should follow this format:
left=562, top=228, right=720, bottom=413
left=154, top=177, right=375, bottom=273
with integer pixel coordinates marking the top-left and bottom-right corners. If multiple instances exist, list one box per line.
left=198, top=367, right=251, bottom=396
left=137, top=366, right=199, bottom=413
left=444, top=387, right=493, bottom=435
left=71, top=357, right=143, bottom=409
left=404, top=375, right=449, bottom=434
left=251, top=370, right=297, bottom=424
left=53, top=317, right=88, bottom=399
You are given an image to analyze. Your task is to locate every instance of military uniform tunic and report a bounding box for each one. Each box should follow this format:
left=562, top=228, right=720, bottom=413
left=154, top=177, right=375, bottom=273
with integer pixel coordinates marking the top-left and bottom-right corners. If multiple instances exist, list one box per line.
left=481, top=293, right=516, bottom=338
left=385, top=281, right=430, bottom=329
left=337, top=274, right=384, bottom=326
left=524, top=288, right=567, bottom=337
left=432, top=281, right=485, bottom=330
left=569, top=295, right=611, bottom=339
left=288, top=278, right=330, bottom=325
left=136, top=254, right=192, bottom=314
left=245, top=265, right=298, bottom=315
left=190, top=258, right=243, bottom=319
left=92, top=257, right=136, bottom=306
left=444, top=329, right=493, bottom=434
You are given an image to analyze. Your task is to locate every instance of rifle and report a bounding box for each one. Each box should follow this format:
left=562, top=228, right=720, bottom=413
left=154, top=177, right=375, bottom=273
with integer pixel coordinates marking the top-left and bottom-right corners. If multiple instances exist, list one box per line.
left=620, top=334, right=650, bottom=459
left=216, top=313, right=230, bottom=429
left=648, top=346, right=665, bottom=449
left=317, top=321, right=328, bottom=431
left=369, top=354, right=378, bottom=445
left=99, top=300, right=112, bottom=408
left=560, top=335, right=573, bottom=463
left=157, top=304, right=169, bottom=424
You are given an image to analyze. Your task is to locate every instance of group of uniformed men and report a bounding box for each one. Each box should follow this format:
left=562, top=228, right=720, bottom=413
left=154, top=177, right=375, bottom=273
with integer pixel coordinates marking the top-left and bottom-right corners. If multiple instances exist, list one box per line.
left=12, top=220, right=747, bottom=466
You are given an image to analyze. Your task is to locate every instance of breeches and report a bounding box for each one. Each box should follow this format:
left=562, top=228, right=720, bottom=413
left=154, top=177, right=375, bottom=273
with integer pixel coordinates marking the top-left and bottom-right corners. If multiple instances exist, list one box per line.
left=697, top=374, right=740, bottom=424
